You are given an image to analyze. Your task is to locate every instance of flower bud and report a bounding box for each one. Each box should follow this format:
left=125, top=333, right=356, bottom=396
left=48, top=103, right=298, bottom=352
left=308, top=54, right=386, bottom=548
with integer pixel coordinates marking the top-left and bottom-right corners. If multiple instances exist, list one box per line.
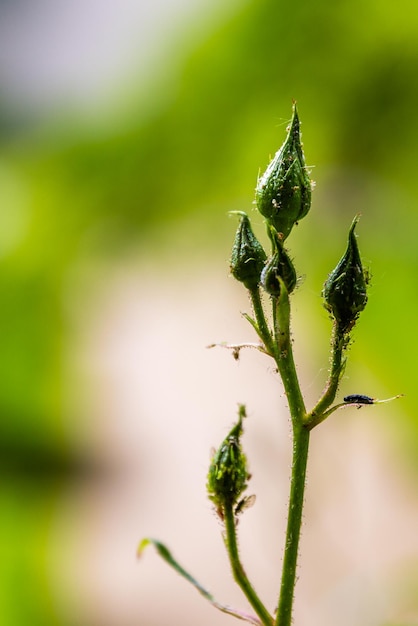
left=230, top=212, right=267, bottom=289
left=323, top=217, right=368, bottom=332
left=207, top=405, right=249, bottom=514
left=261, top=227, right=297, bottom=297
left=255, top=104, right=311, bottom=240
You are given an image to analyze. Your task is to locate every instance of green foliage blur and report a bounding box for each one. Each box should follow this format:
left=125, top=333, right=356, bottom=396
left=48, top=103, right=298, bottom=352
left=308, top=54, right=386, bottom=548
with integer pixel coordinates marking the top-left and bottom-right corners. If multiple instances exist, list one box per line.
left=1, top=0, right=418, bottom=624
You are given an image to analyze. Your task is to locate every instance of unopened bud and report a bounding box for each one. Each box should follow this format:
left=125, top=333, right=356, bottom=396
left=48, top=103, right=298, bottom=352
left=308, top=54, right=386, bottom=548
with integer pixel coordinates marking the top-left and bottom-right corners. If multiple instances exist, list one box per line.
left=255, top=104, right=311, bottom=240
left=323, top=217, right=368, bottom=332
left=230, top=212, right=266, bottom=289
left=261, top=227, right=297, bottom=297
left=207, top=405, right=249, bottom=514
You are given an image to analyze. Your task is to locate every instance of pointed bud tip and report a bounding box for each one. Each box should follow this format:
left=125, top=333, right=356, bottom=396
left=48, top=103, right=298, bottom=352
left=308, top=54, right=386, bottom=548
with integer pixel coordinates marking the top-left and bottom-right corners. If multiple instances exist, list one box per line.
left=349, top=214, right=361, bottom=235
left=228, top=210, right=248, bottom=219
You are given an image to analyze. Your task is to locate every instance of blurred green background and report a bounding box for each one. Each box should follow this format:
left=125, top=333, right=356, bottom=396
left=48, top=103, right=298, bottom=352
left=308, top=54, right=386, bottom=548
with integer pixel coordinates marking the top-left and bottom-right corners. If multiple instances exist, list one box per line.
left=1, top=0, right=418, bottom=624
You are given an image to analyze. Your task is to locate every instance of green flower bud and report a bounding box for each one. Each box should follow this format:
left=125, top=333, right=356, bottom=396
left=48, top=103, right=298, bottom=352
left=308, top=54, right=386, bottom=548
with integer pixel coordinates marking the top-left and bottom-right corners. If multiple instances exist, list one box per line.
left=323, top=216, right=368, bottom=332
left=255, top=104, right=311, bottom=240
left=261, top=227, right=297, bottom=297
left=230, top=212, right=267, bottom=289
left=207, top=405, right=249, bottom=515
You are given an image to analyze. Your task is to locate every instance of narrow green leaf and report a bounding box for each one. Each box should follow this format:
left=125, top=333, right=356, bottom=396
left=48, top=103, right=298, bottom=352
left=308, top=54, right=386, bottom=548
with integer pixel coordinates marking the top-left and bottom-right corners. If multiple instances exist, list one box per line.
left=138, top=538, right=263, bottom=625
left=242, top=313, right=261, bottom=335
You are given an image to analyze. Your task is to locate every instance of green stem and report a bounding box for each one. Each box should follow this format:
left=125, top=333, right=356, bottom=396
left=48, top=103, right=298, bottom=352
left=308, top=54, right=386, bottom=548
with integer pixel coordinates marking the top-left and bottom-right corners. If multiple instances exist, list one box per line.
left=275, top=424, right=310, bottom=626
left=223, top=502, right=273, bottom=626
left=305, top=321, right=348, bottom=427
left=249, top=288, right=274, bottom=355
left=246, top=284, right=311, bottom=625
left=271, top=286, right=309, bottom=626
left=272, top=288, right=306, bottom=423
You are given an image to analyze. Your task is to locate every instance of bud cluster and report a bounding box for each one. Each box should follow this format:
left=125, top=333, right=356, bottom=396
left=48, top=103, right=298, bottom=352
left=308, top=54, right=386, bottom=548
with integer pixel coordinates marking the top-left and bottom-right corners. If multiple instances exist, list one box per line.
left=229, top=104, right=311, bottom=298
left=229, top=104, right=368, bottom=334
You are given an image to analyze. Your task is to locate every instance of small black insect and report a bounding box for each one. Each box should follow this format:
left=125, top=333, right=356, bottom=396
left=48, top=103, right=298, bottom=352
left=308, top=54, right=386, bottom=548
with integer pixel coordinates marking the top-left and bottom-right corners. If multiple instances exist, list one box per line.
left=343, top=394, right=374, bottom=405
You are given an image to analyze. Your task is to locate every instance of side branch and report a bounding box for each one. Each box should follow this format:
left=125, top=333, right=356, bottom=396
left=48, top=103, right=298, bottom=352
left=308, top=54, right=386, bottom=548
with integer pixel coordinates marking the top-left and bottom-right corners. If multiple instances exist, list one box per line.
left=223, top=503, right=274, bottom=626
left=304, top=321, right=349, bottom=427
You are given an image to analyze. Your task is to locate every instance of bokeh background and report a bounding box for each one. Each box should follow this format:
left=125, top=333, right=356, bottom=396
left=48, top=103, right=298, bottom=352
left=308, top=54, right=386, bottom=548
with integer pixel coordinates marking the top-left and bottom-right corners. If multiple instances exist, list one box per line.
left=1, top=0, right=418, bottom=625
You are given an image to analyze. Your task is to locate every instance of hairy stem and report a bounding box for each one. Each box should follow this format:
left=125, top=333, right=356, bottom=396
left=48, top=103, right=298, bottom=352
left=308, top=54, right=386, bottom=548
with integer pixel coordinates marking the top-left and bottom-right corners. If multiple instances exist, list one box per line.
left=271, top=286, right=309, bottom=626
left=223, top=502, right=273, bottom=626
left=273, top=288, right=306, bottom=423
left=249, top=287, right=275, bottom=355
left=305, top=321, right=348, bottom=427
left=275, top=423, right=310, bottom=626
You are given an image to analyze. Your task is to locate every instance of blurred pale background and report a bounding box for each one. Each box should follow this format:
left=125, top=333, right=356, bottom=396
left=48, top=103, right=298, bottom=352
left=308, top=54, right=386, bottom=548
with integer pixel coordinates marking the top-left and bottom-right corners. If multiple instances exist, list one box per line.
left=0, top=1, right=418, bottom=625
